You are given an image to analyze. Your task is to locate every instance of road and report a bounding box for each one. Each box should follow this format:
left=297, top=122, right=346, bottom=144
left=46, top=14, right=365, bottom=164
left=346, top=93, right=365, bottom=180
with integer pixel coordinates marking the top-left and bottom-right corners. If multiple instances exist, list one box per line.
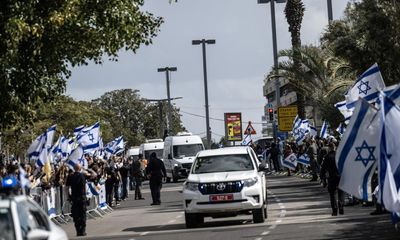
left=61, top=174, right=399, bottom=240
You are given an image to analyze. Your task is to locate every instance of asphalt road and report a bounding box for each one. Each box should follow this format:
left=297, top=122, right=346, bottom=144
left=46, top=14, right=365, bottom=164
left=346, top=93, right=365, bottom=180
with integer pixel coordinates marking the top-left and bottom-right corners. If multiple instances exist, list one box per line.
left=61, top=174, right=399, bottom=240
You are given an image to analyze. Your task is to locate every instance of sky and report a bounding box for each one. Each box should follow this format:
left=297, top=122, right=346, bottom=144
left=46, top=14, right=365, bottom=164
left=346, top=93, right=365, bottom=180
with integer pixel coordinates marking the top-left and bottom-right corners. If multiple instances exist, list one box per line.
left=66, top=0, right=349, bottom=142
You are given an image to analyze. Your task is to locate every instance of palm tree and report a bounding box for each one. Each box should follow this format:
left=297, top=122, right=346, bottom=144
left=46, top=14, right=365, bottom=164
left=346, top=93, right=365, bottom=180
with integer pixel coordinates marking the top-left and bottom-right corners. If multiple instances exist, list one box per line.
left=285, top=0, right=305, bottom=118
left=276, top=46, right=355, bottom=126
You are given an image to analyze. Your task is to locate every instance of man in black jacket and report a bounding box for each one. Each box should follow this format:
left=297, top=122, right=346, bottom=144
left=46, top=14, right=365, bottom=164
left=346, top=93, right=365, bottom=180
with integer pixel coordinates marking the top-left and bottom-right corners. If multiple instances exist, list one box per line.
left=320, top=142, right=344, bottom=216
left=146, top=152, right=166, bottom=205
left=66, top=163, right=87, bottom=236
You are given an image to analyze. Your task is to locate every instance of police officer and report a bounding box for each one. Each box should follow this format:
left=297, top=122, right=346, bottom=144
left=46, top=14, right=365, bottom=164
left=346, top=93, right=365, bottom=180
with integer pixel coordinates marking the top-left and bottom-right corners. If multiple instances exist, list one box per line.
left=66, top=163, right=87, bottom=236
left=320, top=142, right=344, bottom=216
left=146, top=152, right=166, bottom=205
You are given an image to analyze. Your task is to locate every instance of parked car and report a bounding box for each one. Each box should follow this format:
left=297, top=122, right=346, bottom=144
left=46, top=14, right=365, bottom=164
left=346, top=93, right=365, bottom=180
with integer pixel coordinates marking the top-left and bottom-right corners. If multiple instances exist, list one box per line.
left=0, top=177, right=68, bottom=240
left=182, top=146, right=268, bottom=228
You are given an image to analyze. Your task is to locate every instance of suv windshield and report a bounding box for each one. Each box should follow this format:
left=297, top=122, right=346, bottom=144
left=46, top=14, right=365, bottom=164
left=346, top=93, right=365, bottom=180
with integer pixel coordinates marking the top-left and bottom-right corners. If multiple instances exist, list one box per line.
left=0, top=207, right=15, bottom=240
left=192, top=154, right=254, bottom=174
left=173, top=144, right=203, bottom=158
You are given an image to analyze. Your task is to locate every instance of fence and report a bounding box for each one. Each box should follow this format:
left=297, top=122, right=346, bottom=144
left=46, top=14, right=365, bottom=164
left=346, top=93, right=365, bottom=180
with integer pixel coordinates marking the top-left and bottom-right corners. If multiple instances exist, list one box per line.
left=30, top=182, right=114, bottom=225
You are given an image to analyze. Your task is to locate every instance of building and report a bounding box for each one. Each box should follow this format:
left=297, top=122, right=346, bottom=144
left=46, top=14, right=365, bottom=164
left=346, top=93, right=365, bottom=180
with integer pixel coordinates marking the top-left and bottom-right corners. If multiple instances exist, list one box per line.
left=262, top=74, right=322, bottom=137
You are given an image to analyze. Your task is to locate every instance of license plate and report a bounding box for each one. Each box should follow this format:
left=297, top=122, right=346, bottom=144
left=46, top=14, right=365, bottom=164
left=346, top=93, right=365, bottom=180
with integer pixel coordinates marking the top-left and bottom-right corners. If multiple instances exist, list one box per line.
left=210, top=194, right=233, bottom=202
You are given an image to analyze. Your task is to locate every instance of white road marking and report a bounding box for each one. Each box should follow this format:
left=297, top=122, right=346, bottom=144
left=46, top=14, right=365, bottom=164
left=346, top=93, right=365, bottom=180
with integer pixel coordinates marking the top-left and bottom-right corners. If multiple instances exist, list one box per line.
left=261, top=231, right=270, bottom=236
left=254, top=238, right=263, bottom=240
left=276, top=219, right=282, bottom=223
left=269, top=224, right=277, bottom=230
left=140, top=232, right=149, bottom=236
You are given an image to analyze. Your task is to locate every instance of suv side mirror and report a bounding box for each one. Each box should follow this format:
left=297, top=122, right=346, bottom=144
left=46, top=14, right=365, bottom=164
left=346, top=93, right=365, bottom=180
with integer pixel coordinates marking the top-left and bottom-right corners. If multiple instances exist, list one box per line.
left=27, top=229, right=50, bottom=240
left=258, top=163, right=267, bottom=172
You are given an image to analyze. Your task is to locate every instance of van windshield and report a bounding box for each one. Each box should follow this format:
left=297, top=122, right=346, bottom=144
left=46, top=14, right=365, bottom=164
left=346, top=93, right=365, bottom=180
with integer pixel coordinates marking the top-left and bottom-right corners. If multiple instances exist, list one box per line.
left=144, top=149, right=164, bottom=160
left=192, top=154, right=254, bottom=174
left=173, top=144, right=204, bottom=158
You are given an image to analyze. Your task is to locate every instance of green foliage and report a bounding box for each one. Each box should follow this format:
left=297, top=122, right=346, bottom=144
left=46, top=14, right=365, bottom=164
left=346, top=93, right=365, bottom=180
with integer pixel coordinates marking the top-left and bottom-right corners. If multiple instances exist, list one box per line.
left=92, top=89, right=185, bottom=147
left=0, top=0, right=163, bottom=129
left=321, top=0, right=400, bottom=86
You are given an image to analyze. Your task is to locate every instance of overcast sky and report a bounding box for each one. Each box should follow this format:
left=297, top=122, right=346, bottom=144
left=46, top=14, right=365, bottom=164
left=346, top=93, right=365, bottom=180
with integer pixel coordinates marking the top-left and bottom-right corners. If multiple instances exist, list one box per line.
left=66, top=0, right=349, bottom=142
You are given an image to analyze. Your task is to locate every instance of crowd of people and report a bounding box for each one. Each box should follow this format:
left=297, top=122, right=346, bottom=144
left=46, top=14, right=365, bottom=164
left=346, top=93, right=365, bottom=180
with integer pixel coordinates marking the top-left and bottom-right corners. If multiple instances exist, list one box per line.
left=253, top=135, right=387, bottom=217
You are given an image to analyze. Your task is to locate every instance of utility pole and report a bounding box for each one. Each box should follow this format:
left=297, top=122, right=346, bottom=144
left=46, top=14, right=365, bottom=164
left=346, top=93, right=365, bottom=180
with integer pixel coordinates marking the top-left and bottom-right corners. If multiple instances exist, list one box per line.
left=158, top=67, right=177, bottom=136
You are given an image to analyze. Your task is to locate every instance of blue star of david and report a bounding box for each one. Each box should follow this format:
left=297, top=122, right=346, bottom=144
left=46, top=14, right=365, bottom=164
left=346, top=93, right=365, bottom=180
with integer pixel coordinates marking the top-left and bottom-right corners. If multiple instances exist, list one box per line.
left=88, top=133, right=94, bottom=142
left=355, top=140, right=376, bottom=167
left=357, top=80, right=372, bottom=95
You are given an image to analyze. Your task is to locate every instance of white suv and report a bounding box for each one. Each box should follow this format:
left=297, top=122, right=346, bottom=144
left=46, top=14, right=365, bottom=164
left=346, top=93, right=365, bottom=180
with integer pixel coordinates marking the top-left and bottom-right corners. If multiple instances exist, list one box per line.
left=182, top=146, right=268, bottom=228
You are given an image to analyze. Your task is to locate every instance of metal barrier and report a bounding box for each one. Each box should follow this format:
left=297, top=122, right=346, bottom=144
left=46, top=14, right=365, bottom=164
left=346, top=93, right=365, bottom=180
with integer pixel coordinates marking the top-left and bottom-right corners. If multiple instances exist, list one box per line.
left=29, top=182, right=113, bottom=225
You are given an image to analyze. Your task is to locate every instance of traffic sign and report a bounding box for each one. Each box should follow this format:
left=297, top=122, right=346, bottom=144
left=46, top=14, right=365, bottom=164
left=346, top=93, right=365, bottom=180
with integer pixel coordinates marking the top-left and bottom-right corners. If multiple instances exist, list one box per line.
left=244, top=121, right=256, bottom=135
left=278, top=106, right=298, bottom=132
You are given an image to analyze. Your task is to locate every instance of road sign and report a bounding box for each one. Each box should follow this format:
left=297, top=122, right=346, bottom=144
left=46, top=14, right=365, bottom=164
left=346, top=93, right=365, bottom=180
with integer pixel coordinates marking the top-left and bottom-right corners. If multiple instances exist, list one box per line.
left=278, top=106, right=298, bottom=132
left=244, top=121, right=256, bottom=135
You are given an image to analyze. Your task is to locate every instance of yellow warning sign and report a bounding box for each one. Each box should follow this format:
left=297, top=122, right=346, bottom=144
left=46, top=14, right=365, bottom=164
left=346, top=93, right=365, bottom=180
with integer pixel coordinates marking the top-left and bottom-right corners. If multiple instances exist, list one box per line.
left=278, top=106, right=298, bottom=132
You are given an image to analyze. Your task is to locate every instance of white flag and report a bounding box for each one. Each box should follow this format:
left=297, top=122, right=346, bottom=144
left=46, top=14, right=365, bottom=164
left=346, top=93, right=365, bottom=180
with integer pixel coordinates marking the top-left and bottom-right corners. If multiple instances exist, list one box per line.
left=336, top=99, right=379, bottom=201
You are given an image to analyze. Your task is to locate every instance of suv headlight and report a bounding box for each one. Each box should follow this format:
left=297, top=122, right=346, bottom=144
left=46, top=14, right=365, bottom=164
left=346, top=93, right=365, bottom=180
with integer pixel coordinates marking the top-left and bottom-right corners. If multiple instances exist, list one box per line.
left=184, top=182, right=199, bottom=192
left=243, top=177, right=258, bottom=187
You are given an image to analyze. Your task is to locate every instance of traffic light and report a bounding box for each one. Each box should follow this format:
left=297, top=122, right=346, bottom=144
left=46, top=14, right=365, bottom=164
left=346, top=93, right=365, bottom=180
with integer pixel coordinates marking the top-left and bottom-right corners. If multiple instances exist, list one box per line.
left=268, top=108, right=274, bottom=121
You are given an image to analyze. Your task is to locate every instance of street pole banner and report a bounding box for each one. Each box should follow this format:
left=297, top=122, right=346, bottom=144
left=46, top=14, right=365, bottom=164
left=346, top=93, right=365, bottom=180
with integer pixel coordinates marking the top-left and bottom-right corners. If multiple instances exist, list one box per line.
left=224, top=113, right=242, bottom=141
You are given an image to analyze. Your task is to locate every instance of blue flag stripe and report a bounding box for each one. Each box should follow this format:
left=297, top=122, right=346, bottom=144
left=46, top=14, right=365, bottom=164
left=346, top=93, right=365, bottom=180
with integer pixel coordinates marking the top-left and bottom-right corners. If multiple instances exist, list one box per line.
left=338, top=100, right=370, bottom=173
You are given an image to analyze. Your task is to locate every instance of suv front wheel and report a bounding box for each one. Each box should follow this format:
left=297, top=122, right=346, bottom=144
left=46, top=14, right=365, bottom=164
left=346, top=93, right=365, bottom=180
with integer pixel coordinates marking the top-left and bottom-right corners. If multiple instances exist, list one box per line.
left=185, top=212, right=204, bottom=228
left=252, top=202, right=266, bottom=223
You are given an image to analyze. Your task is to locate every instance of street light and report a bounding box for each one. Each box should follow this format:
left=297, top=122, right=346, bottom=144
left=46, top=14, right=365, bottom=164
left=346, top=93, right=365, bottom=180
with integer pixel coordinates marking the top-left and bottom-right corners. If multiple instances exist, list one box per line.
left=258, top=0, right=286, bottom=142
left=192, top=39, right=215, bottom=149
left=158, top=67, right=177, bottom=136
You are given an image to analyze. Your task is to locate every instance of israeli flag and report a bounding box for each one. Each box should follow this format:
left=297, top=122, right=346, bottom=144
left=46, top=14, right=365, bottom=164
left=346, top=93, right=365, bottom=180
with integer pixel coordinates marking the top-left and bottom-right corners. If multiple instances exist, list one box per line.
left=50, top=136, right=63, bottom=163
left=67, top=145, right=85, bottom=170
left=27, top=134, right=45, bottom=160
left=336, top=123, right=346, bottom=136
left=114, top=137, right=125, bottom=154
left=293, top=119, right=310, bottom=145
left=378, top=94, right=400, bottom=214
left=27, top=125, right=56, bottom=160
left=36, top=145, right=48, bottom=168
left=282, top=153, right=297, bottom=170
left=336, top=99, right=380, bottom=201
left=298, top=154, right=310, bottom=166
left=242, top=134, right=252, bottom=146
left=309, top=125, right=317, bottom=138
left=345, top=63, right=385, bottom=109
left=292, top=115, right=301, bottom=130
left=77, top=122, right=100, bottom=153
left=335, top=101, right=353, bottom=124
left=320, top=121, right=329, bottom=139
left=73, top=125, right=85, bottom=136
left=60, top=136, right=72, bottom=160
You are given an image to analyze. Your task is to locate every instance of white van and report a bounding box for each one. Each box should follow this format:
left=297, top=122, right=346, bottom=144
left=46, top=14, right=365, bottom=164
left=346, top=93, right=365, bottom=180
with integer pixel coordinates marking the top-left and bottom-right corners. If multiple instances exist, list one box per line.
left=126, top=146, right=140, bottom=161
left=139, top=139, right=164, bottom=161
left=163, top=132, right=204, bottom=182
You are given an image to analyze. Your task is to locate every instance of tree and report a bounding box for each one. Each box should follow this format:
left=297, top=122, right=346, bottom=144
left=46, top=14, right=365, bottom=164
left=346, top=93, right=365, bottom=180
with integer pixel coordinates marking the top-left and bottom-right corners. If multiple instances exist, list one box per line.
left=285, top=0, right=306, bottom=119
left=0, top=0, right=163, bottom=129
left=277, top=46, right=353, bottom=127
left=92, top=89, right=185, bottom=147
left=321, top=0, right=400, bottom=86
